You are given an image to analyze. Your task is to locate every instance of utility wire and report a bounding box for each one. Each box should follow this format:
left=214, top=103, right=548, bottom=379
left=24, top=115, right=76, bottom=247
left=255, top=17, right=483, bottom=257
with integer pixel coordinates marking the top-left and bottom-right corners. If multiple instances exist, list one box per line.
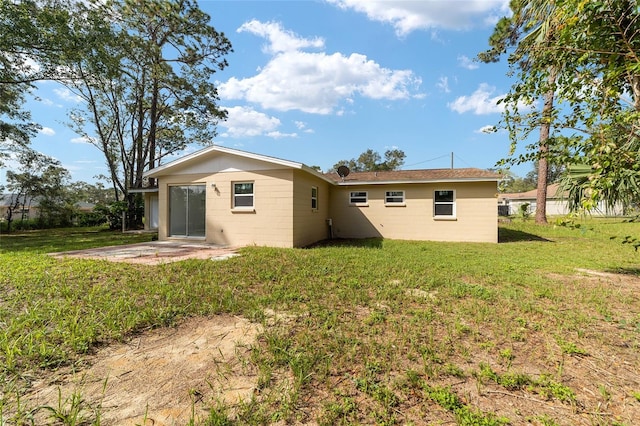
left=403, top=153, right=481, bottom=169
left=402, top=154, right=450, bottom=169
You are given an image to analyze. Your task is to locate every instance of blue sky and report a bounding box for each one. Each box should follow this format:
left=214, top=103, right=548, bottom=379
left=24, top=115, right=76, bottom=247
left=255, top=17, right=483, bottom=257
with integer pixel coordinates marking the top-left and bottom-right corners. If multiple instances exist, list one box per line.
left=16, top=0, right=538, bottom=185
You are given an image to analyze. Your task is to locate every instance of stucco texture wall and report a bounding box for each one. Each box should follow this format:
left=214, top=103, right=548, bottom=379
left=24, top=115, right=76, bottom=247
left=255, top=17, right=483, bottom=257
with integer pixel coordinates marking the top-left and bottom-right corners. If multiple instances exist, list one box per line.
left=157, top=169, right=297, bottom=247
left=328, top=181, right=498, bottom=243
left=292, top=170, right=332, bottom=247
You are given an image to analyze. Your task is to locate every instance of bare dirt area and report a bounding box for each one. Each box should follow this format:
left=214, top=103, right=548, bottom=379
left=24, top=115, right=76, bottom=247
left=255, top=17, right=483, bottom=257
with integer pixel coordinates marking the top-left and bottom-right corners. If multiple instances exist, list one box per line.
left=492, top=268, right=640, bottom=425
left=49, top=242, right=240, bottom=265
left=26, top=315, right=261, bottom=425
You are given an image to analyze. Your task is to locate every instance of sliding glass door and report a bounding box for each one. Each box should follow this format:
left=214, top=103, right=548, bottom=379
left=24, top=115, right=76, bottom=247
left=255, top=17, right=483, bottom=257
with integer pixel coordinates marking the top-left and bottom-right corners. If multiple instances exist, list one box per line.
left=169, top=185, right=206, bottom=237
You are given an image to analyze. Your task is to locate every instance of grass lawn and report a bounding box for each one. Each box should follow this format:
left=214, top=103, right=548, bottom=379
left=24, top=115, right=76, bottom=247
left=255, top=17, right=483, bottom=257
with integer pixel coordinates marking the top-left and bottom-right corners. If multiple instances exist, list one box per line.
left=1, top=219, right=639, bottom=425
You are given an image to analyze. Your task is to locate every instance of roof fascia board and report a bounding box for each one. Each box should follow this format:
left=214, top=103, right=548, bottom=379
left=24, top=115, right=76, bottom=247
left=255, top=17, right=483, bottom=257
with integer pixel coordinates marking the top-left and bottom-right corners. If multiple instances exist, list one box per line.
left=144, top=145, right=305, bottom=178
left=128, top=187, right=159, bottom=193
left=335, top=177, right=500, bottom=186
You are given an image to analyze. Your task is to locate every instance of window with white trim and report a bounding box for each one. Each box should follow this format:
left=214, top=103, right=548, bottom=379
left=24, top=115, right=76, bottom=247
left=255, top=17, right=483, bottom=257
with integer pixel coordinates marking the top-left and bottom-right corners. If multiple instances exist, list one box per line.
left=233, top=182, right=254, bottom=208
left=434, top=190, right=455, bottom=217
left=311, top=186, right=318, bottom=209
left=385, top=190, right=405, bottom=205
left=349, top=191, right=368, bottom=204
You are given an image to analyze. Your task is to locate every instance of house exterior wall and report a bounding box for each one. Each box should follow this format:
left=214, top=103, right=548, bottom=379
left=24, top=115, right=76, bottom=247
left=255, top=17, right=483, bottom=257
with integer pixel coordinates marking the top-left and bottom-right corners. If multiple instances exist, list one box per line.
left=329, top=181, right=498, bottom=243
left=147, top=148, right=501, bottom=247
left=156, top=169, right=296, bottom=247
left=0, top=206, right=39, bottom=220
left=292, top=170, right=332, bottom=247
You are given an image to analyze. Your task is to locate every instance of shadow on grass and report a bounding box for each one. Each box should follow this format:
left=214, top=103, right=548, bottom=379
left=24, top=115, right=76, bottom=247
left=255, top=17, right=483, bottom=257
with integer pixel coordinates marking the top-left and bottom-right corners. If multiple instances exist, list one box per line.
left=307, top=237, right=384, bottom=249
left=0, top=228, right=154, bottom=253
left=604, top=267, right=640, bottom=276
left=499, top=227, right=552, bottom=243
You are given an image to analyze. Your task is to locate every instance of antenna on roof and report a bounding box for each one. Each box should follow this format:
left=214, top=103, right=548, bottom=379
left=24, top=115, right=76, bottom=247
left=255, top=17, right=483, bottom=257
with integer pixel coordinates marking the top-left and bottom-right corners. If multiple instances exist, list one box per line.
left=336, top=165, right=350, bottom=182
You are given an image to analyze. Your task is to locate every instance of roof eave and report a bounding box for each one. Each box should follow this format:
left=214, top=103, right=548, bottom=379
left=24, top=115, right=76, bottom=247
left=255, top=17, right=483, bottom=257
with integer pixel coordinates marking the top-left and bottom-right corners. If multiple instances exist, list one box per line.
left=334, top=177, right=501, bottom=185
left=301, top=165, right=338, bottom=184
left=128, top=187, right=159, bottom=193
left=143, top=145, right=306, bottom=178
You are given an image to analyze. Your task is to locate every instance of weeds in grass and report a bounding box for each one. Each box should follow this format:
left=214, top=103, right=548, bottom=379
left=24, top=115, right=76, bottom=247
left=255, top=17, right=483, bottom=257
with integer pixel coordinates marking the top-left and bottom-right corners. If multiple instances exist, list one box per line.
left=407, top=371, right=509, bottom=425
left=535, top=414, right=561, bottom=426
left=536, top=375, right=577, bottom=403
left=0, top=381, right=36, bottom=425
left=499, top=348, right=514, bottom=367
left=203, top=401, right=234, bottom=426
left=475, top=363, right=577, bottom=403
left=38, top=387, right=93, bottom=426
left=320, top=396, right=357, bottom=426
left=556, top=337, right=589, bottom=356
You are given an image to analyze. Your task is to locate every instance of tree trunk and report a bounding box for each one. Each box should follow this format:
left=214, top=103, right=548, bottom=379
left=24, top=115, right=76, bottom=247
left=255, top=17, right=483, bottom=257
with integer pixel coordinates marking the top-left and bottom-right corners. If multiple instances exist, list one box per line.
left=147, top=75, right=159, bottom=188
left=535, top=68, right=557, bottom=224
left=535, top=148, right=549, bottom=224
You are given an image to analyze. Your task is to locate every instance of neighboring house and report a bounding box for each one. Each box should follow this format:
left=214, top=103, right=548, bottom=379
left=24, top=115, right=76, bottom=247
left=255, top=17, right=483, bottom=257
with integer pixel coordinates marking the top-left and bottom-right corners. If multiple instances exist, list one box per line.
left=142, top=146, right=501, bottom=248
left=498, top=183, right=624, bottom=216
left=0, top=194, right=95, bottom=221
left=0, top=194, right=38, bottom=220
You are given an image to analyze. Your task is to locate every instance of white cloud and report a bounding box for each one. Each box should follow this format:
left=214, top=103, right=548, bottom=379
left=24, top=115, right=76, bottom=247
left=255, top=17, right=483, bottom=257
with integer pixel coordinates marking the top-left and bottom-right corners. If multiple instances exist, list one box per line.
left=71, top=136, right=94, bottom=144
left=295, top=121, right=315, bottom=134
left=448, top=84, right=505, bottom=115
left=39, top=127, right=55, bottom=136
left=239, top=20, right=324, bottom=54
left=458, top=55, right=479, bottom=70
left=220, top=106, right=296, bottom=139
left=54, top=88, right=83, bottom=103
left=220, top=25, right=422, bottom=115
left=267, top=131, right=298, bottom=139
left=436, top=76, right=450, bottom=93
left=326, top=0, right=510, bottom=36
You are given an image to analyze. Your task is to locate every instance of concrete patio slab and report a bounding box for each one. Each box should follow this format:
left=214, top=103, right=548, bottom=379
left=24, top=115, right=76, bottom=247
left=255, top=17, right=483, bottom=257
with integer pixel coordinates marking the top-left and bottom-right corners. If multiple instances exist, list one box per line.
left=49, top=241, right=240, bottom=265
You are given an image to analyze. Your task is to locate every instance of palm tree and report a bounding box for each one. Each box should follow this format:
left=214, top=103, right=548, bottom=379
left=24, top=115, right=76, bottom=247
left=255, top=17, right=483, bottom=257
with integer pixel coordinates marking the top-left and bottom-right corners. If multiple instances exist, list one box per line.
left=479, top=0, right=562, bottom=224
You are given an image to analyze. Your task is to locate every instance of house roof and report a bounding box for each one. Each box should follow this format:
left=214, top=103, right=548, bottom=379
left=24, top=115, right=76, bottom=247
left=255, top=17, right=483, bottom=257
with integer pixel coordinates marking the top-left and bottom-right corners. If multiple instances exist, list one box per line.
left=499, top=183, right=564, bottom=201
left=324, top=168, right=502, bottom=185
left=143, top=146, right=501, bottom=186
left=144, top=145, right=334, bottom=183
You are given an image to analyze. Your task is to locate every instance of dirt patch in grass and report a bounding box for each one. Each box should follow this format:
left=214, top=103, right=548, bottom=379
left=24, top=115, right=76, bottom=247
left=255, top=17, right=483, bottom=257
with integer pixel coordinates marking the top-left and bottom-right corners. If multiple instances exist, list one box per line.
left=26, top=315, right=261, bottom=425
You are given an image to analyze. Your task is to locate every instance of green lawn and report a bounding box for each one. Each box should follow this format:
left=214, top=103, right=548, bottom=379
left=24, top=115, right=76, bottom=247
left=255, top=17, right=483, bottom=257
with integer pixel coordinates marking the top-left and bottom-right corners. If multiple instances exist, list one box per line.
left=1, top=219, right=639, bottom=425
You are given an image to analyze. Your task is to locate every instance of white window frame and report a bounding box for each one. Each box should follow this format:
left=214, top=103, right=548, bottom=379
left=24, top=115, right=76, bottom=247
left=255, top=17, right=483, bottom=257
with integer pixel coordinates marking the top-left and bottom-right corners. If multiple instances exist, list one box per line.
left=311, top=186, right=318, bottom=210
left=385, top=190, right=405, bottom=206
left=349, top=191, right=368, bottom=205
left=232, top=181, right=254, bottom=210
left=434, top=190, right=456, bottom=219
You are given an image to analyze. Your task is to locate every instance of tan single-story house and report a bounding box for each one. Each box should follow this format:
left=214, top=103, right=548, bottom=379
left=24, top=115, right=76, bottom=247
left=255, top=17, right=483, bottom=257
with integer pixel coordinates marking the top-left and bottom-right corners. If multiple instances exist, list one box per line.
left=141, top=146, right=501, bottom=247
left=498, top=183, right=624, bottom=217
